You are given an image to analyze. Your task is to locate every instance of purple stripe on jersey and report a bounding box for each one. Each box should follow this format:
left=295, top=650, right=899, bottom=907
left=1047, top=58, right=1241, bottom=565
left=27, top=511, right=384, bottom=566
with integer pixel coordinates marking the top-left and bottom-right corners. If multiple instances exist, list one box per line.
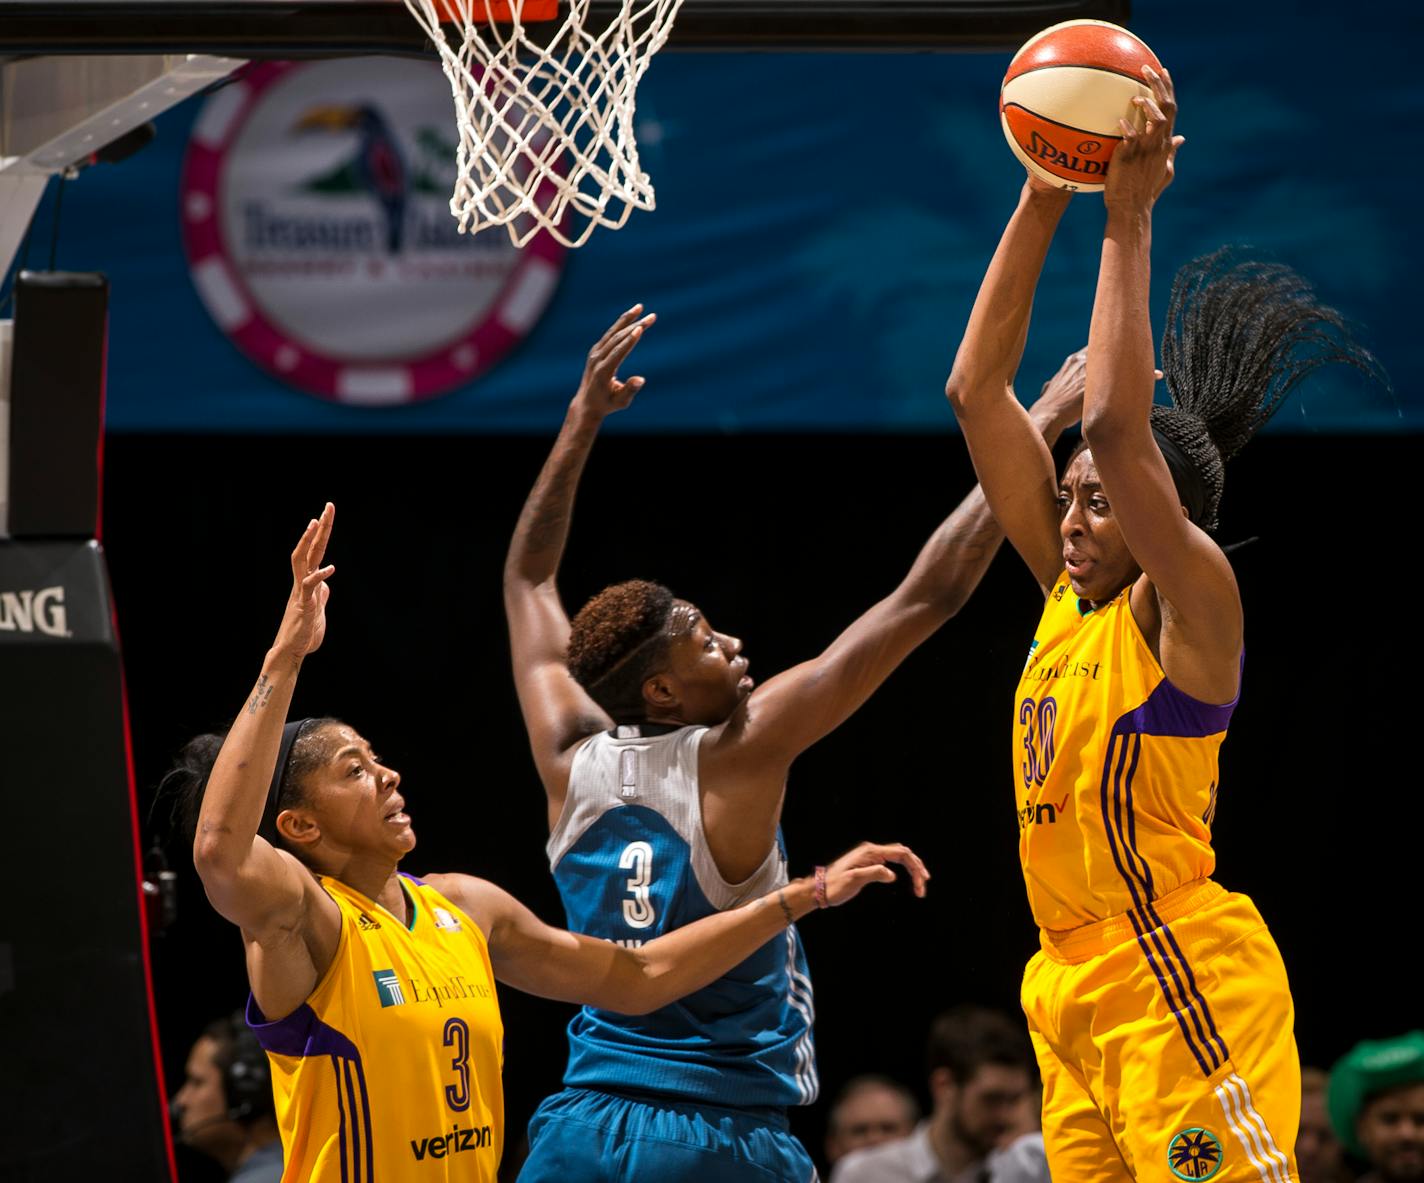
left=342, top=1057, right=362, bottom=1183
left=398, top=871, right=428, bottom=886
left=1101, top=736, right=1145, bottom=912
left=1127, top=909, right=1213, bottom=1077
left=1112, top=657, right=1243, bottom=739
left=247, top=998, right=376, bottom=1176
left=1152, top=915, right=1231, bottom=1065
left=246, top=996, right=361, bottom=1060
left=332, top=1057, right=350, bottom=1183
left=1102, top=734, right=1217, bottom=1076
left=1118, top=733, right=1222, bottom=1072
left=356, top=1058, right=374, bottom=1182
left=1120, top=735, right=1157, bottom=899
left=1116, top=738, right=1217, bottom=1069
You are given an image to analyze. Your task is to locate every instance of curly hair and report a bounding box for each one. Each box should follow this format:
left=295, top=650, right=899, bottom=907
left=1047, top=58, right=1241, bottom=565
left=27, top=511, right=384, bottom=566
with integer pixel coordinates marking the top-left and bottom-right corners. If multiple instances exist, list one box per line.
left=567, top=580, right=678, bottom=722
left=1150, top=247, right=1387, bottom=530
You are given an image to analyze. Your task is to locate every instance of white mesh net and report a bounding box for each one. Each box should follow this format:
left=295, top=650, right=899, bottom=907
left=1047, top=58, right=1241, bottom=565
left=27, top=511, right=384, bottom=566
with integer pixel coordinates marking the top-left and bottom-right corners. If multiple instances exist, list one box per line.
left=400, top=0, right=685, bottom=248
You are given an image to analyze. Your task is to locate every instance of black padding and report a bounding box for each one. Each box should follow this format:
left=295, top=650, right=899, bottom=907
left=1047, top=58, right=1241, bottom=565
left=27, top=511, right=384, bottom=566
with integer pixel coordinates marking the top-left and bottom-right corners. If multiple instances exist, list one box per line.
left=7, top=271, right=108, bottom=539
left=0, top=540, right=173, bottom=1180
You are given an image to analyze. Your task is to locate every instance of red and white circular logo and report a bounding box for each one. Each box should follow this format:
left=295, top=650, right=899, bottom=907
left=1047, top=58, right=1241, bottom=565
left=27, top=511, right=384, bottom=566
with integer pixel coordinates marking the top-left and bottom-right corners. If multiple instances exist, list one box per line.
left=181, top=59, right=565, bottom=405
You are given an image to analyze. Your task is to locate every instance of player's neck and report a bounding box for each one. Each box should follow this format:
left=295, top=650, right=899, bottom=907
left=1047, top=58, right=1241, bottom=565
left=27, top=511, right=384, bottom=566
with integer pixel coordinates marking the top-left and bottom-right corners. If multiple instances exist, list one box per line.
left=328, top=857, right=407, bottom=923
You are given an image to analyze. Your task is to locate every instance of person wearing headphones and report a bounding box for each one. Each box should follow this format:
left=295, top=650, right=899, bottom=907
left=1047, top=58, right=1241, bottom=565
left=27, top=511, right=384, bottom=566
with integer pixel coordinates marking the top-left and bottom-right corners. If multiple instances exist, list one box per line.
left=171, top=1011, right=284, bottom=1183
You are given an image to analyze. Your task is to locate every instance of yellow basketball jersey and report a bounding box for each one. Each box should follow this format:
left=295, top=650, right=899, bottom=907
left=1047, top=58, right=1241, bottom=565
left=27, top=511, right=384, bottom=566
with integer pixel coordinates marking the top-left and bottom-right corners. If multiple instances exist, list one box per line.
left=249, top=873, right=504, bottom=1182
left=1014, top=575, right=1235, bottom=931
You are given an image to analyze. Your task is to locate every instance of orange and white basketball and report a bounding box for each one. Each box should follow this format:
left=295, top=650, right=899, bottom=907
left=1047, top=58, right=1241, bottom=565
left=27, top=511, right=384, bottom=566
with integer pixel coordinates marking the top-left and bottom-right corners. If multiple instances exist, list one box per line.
left=1000, top=20, right=1163, bottom=192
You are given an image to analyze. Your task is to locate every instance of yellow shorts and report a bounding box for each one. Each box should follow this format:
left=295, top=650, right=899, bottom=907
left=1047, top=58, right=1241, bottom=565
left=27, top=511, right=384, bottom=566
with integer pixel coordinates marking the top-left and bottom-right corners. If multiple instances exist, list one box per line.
left=1022, top=879, right=1300, bottom=1182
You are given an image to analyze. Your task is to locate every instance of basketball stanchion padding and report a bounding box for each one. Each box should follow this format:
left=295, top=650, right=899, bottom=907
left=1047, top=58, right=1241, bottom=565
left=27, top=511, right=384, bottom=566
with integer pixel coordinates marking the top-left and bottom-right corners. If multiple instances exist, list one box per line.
left=0, top=541, right=176, bottom=1180
left=399, top=0, right=685, bottom=248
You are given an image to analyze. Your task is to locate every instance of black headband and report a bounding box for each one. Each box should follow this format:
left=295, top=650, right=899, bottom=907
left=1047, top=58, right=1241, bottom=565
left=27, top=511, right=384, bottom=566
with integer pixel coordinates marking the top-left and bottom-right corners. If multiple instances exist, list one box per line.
left=1151, top=427, right=1209, bottom=527
left=259, top=719, right=312, bottom=846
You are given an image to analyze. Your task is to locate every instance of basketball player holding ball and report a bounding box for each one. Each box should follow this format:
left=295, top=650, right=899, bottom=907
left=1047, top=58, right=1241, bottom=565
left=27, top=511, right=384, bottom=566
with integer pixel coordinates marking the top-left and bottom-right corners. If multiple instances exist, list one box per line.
left=948, top=59, right=1382, bottom=1183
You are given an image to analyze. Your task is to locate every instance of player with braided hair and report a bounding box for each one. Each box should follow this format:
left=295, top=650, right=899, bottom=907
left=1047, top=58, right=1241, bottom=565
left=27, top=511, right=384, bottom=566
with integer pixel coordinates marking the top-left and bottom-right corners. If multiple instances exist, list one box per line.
left=945, top=65, right=1383, bottom=1182
left=503, top=307, right=1085, bottom=1181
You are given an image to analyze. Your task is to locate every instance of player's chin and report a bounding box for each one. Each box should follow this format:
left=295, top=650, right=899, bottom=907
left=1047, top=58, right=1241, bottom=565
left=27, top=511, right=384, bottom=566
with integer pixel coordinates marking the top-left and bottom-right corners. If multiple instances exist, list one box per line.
left=737, top=674, right=755, bottom=697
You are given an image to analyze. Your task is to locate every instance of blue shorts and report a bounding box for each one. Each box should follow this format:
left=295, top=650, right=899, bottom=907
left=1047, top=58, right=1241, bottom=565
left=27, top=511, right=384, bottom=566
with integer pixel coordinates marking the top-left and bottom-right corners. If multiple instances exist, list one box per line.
left=517, top=1088, right=818, bottom=1183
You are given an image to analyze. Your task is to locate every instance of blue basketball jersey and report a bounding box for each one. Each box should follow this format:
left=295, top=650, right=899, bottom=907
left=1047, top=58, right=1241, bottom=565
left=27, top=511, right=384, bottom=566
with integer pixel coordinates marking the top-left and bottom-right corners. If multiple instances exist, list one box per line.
left=546, top=723, right=818, bottom=1109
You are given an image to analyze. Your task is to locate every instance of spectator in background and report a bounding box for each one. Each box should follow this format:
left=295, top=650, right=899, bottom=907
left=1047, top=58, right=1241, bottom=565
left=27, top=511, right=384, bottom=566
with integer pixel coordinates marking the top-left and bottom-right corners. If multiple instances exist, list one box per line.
left=1299, top=1067, right=1350, bottom=1183
left=831, top=1005, right=1042, bottom=1183
left=171, top=1012, right=283, bottom=1183
left=1329, top=1032, right=1424, bottom=1183
left=826, top=1075, right=921, bottom=1169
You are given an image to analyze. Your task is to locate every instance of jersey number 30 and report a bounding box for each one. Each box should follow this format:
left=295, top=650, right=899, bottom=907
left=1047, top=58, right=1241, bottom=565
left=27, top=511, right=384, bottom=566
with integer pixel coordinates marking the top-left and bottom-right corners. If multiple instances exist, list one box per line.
left=619, top=841, right=655, bottom=930
left=1019, top=695, right=1057, bottom=789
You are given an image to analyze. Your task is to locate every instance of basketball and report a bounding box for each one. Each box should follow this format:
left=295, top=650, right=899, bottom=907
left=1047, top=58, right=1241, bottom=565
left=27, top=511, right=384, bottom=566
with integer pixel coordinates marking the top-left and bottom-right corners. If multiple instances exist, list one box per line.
left=1000, top=20, right=1163, bottom=192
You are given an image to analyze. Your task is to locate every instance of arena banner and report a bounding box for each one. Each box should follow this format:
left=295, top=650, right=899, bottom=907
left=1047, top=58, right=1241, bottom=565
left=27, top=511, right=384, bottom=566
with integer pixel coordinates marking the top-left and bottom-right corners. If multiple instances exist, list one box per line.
left=180, top=59, right=564, bottom=405
left=18, top=0, right=1414, bottom=434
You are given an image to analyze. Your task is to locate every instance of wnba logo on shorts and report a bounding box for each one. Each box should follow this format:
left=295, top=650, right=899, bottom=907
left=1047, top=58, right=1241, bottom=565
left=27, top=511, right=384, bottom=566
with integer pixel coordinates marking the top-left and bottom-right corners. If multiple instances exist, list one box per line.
left=1167, top=1127, right=1224, bottom=1179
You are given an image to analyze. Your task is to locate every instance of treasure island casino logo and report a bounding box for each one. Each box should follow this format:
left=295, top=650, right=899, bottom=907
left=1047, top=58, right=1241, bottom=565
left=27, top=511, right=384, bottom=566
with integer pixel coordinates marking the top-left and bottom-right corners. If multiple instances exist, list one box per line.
left=181, top=59, right=566, bottom=405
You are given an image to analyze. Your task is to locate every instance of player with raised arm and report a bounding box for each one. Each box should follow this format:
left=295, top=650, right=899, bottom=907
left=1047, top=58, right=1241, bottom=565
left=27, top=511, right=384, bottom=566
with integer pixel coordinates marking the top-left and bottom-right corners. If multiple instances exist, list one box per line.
left=945, top=66, right=1383, bottom=1181
left=178, top=503, right=927, bottom=1183
left=504, top=308, right=1086, bottom=1181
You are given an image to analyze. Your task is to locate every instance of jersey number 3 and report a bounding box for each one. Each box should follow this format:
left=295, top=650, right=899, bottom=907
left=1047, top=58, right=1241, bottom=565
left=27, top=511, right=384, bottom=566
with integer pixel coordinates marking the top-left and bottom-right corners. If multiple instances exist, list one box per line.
left=619, top=841, right=655, bottom=930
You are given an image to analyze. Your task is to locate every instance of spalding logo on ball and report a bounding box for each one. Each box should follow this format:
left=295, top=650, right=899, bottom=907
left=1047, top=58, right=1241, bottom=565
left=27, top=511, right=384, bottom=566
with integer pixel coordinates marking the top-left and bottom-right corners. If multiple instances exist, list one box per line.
left=1000, top=20, right=1162, bottom=192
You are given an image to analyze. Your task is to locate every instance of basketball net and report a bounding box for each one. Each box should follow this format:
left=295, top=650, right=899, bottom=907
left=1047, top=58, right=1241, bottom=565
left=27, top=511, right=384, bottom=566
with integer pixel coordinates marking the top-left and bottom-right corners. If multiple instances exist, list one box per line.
left=400, top=0, right=685, bottom=247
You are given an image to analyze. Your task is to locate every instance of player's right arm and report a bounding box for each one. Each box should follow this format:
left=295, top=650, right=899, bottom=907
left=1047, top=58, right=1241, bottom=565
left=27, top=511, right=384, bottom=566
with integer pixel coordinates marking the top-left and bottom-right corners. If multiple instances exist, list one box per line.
left=436, top=841, right=928, bottom=1015
left=504, top=308, right=656, bottom=822
left=192, top=505, right=343, bottom=1018
left=944, top=179, right=1074, bottom=595
left=703, top=384, right=1078, bottom=786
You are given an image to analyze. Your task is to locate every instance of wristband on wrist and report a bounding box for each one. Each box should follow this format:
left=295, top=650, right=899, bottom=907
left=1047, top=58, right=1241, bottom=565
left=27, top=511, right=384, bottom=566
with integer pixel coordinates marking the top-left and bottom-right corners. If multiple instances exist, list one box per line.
left=813, top=865, right=828, bottom=909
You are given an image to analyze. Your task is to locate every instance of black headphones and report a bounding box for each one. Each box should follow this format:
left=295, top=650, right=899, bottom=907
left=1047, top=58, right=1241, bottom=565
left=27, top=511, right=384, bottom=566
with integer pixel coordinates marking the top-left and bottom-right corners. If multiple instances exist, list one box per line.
left=220, top=1014, right=273, bottom=1124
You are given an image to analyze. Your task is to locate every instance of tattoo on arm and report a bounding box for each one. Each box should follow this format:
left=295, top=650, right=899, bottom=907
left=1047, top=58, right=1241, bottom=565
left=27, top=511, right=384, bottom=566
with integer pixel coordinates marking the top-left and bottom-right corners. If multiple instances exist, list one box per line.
left=247, top=674, right=272, bottom=715
left=519, top=463, right=578, bottom=556
left=510, top=415, right=601, bottom=573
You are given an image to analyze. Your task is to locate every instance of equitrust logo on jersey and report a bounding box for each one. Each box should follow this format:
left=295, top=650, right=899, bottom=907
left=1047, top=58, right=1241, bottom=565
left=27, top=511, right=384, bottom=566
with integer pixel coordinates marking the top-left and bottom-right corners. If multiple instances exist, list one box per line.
left=372, top=969, right=492, bottom=1009
left=181, top=58, right=565, bottom=406
left=0, top=586, right=69, bottom=637
left=373, top=969, right=406, bottom=1008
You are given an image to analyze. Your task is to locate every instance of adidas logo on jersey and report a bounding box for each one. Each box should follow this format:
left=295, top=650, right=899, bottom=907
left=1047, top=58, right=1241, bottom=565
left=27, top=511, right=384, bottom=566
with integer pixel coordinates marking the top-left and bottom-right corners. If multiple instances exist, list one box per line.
left=433, top=907, right=462, bottom=932
left=358, top=912, right=382, bottom=931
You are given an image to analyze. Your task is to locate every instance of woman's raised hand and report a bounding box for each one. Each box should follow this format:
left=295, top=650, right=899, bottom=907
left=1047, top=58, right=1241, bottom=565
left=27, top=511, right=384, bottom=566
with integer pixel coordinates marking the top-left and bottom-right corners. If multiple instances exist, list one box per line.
left=274, top=502, right=336, bottom=660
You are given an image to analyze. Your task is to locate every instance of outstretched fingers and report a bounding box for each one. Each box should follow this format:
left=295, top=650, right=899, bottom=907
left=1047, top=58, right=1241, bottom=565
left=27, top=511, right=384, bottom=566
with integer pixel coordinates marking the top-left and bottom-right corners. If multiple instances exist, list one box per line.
left=307, top=502, right=335, bottom=571
left=301, top=564, right=336, bottom=595
left=873, top=842, right=931, bottom=898
left=596, top=303, right=646, bottom=351
left=835, top=841, right=930, bottom=900
left=602, top=315, right=655, bottom=374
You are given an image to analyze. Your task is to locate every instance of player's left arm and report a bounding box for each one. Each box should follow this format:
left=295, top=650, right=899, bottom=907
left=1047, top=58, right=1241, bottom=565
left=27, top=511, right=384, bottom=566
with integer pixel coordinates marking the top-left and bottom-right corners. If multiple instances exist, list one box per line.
left=705, top=391, right=1076, bottom=772
left=427, top=842, right=926, bottom=1014
left=1082, top=67, right=1242, bottom=691
left=504, top=306, right=654, bottom=815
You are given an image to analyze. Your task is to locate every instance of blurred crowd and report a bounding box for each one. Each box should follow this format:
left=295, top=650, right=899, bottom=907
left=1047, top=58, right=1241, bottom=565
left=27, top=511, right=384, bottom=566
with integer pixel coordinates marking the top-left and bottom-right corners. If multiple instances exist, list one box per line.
left=167, top=1000, right=1423, bottom=1182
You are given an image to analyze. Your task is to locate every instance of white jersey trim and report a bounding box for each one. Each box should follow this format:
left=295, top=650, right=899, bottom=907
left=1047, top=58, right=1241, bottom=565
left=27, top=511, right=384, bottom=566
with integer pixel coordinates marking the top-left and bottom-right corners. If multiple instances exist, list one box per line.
left=547, top=725, right=786, bottom=910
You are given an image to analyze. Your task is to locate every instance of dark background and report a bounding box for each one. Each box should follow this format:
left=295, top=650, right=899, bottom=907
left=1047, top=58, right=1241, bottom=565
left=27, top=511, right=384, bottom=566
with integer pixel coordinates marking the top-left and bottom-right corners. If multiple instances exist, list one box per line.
left=111, top=427, right=1414, bottom=1179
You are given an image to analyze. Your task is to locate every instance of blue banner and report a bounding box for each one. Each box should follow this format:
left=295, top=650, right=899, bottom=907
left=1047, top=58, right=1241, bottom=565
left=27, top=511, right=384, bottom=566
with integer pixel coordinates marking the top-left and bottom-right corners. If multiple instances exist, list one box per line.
left=13, top=0, right=1415, bottom=433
